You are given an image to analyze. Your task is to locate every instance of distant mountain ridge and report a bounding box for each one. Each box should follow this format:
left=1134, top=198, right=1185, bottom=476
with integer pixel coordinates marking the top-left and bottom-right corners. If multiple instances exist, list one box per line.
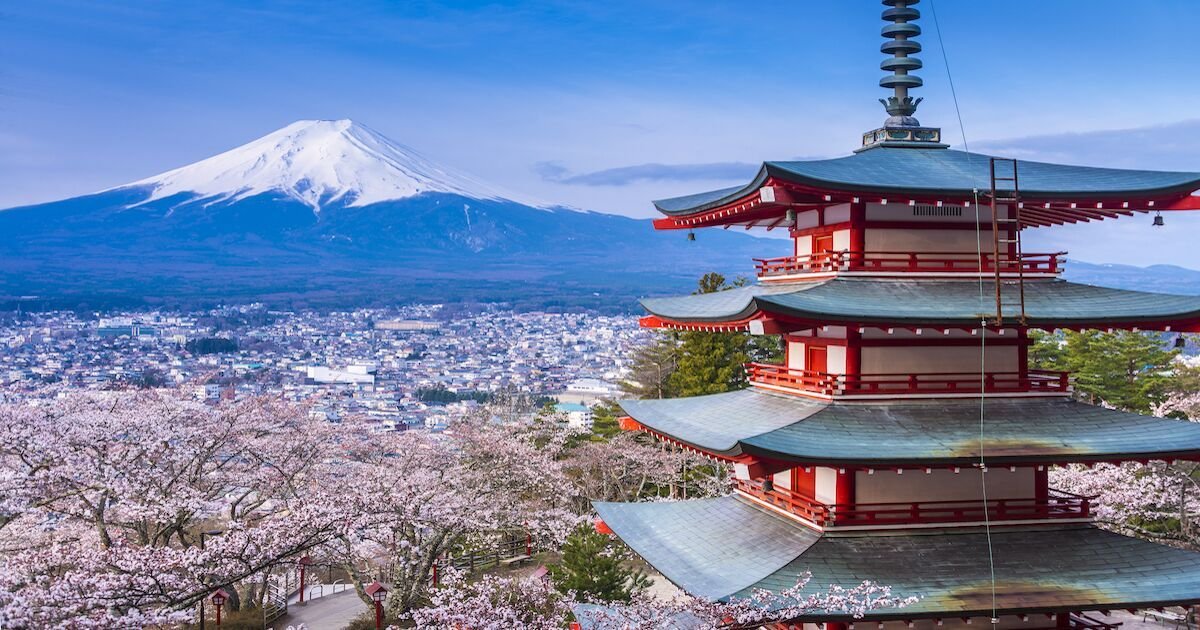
left=1063, top=260, right=1200, bottom=296
left=0, top=120, right=787, bottom=309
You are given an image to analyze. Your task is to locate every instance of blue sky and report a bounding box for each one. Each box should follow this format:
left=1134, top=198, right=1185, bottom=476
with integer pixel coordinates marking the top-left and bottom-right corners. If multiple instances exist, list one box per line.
left=2, top=0, right=1199, bottom=266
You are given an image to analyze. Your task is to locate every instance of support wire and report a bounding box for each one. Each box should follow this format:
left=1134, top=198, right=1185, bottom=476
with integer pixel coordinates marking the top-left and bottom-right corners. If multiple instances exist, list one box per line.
left=928, top=0, right=1000, bottom=623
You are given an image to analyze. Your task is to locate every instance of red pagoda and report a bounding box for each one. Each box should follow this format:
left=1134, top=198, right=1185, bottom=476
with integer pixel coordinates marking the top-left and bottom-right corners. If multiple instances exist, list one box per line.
left=594, top=1, right=1200, bottom=627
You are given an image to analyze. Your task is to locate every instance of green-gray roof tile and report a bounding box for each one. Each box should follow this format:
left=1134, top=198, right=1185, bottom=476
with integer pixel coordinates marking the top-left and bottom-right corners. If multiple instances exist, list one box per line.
left=596, top=496, right=1200, bottom=618
left=622, top=391, right=1200, bottom=465
left=594, top=495, right=821, bottom=600
left=741, top=525, right=1200, bottom=619
left=641, top=278, right=1200, bottom=326
left=653, top=147, right=1200, bottom=216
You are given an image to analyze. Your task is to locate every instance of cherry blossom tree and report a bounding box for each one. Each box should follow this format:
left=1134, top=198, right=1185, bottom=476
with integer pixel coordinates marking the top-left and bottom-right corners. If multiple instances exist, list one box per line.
left=0, top=391, right=352, bottom=627
left=314, top=412, right=580, bottom=620
left=404, top=570, right=915, bottom=630
left=406, top=567, right=572, bottom=630
left=561, top=432, right=730, bottom=504
left=1052, top=461, right=1200, bottom=548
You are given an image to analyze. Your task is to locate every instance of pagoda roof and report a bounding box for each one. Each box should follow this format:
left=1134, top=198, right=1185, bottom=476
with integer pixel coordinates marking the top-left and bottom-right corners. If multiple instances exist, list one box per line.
left=640, top=278, right=1200, bottom=330
left=595, top=494, right=1200, bottom=619
left=619, top=390, right=1200, bottom=466
left=653, top=147, right=1200, bottom=216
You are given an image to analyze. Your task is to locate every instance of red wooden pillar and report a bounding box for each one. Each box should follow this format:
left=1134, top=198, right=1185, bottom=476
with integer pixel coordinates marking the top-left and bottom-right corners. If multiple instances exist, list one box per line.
left=1017, top=328, right=1030, bottom=382
left=835, top=469, right=855, bottom=525
left=846, top=327, right=862, bottom=383
left=849, top=201, right=866, bottom=269
left=1056, top=613, right=1071, bottom=629
left=1034, top=466, right=1049, bottom=504
left=828, top=622, right=850, bottom=630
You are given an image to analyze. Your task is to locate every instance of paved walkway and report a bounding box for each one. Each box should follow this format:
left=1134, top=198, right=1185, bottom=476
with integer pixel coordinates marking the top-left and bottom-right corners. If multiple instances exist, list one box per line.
left=272, top=589, right=367, bottom=630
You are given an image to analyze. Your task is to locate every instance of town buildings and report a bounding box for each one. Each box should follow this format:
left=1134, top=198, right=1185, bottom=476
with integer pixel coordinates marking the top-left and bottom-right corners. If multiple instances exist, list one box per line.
left=0, top=304, right=643, bottom=429
left=596, top=1, right=1200, bottom=626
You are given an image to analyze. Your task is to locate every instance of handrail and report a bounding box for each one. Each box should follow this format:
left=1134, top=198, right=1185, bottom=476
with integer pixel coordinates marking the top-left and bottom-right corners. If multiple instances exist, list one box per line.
left=746, top=363, right=1071, bottom=396
left=735, top=478, right=1091, bottom=527
left=754, top=250, right=1066, bottom=276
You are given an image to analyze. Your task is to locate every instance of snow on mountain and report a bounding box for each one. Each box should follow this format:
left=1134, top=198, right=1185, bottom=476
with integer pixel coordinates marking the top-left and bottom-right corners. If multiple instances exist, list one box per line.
left=116, top=119, right=527, bottom=211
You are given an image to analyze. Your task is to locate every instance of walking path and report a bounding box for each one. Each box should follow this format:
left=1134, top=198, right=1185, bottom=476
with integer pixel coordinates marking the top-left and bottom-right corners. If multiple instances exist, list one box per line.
left=272, top=589, right=366, bottom=630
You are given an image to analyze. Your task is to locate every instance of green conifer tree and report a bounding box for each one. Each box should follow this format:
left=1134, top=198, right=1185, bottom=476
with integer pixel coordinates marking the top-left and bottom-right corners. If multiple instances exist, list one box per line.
left=589, top=401, right=624, bottom=440
left=549, top=526, right=650, bottom=602
left=1030, top=329, right=1178, bottom=413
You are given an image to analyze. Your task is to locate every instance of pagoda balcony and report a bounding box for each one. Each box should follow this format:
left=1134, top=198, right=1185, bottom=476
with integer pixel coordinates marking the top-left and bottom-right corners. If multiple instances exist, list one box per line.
left=734, top=478, right=1092, bottom=529
left=753, top=250, right=1065, bottom=280
left=746, top=362, right=1071, bottom=399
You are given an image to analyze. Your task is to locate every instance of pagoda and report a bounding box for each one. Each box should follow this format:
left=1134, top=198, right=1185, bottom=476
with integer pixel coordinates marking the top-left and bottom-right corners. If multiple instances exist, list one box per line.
left=594, top=1, right=1200, bottom=627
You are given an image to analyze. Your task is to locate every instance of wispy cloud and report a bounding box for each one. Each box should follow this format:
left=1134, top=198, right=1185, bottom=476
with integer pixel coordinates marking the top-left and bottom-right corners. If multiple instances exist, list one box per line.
left=536, top=160, right=759, bottom=186
left=975, top=119, right=1200, bottom=172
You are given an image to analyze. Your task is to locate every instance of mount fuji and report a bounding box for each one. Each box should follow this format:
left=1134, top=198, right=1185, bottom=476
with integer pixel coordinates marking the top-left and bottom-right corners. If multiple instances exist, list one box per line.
left=0, top=120, right=784, bottom=309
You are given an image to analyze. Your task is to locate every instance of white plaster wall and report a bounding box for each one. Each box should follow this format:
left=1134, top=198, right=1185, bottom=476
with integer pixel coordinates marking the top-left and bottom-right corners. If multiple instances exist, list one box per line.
left=860, top=345, right=1018, bottom=374
left=832, top=229, right=851, bottom=251
left=815, top=467, right=838, bottom=504
left=795, top=234, right=813, bottom=257
left=855, top=467, right=1035, bottom=504
left=733, top=464, right=752, bottom=481
left=827, top=346, right=847, bottom=375
left=826, top=204, right=852, bottom=224
left=864, top=228, right=996, bottom=254
left=795, top=211, right=821, bottom=230
left=773, top=469, right=792, bottom=490
left=787, top=341, right=805, bottom=370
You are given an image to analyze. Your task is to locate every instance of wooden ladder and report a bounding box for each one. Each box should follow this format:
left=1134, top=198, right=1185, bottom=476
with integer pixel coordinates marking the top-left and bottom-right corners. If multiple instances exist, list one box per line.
left=989, top=157, right=1027, bottom=326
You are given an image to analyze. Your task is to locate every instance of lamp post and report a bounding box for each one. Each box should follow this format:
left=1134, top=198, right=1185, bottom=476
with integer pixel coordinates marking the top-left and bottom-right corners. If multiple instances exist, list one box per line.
left=298, top=556, right=313, bottom=605
left=198, top=529, right=224, bottom=630
left=210, top=589, right=228, bottom=628
left=365, top=581, right=388, bottom=630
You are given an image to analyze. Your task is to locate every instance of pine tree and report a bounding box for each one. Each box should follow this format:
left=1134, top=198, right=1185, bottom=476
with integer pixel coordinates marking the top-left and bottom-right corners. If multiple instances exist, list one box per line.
left=621, top=334, right=682, bottom=399
left=1031, top=329, right=1178, bottom=413
left=589, top=401, right=624, bottom=440
left=549, top=526, right=650, bottom=602
left=667, top=272, right=785, bottom=397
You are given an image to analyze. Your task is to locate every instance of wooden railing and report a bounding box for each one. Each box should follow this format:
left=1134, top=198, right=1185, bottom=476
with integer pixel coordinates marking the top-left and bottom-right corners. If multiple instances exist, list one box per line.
left=746, top=363, right=1071, bottom=397
left=753, top=251, right=1065, bottom=277
left=735, top=478, right=1092, bottom=527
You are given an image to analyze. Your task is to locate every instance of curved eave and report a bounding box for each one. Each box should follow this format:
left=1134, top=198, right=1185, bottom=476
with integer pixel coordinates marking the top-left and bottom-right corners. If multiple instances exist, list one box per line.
left=650, top=149, right=1200, bottom=229
left=595, top=497, right=1200, bottom=618
left=640, top=279, right=1200, bottom=332
left=621, top=391, right=1200, bottom=467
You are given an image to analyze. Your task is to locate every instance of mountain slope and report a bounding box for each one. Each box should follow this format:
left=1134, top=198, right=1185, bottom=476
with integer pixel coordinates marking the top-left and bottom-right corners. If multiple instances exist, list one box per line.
left=115, top=119, right=520, bottom=211
left=0, top=120, right=786, bottom=309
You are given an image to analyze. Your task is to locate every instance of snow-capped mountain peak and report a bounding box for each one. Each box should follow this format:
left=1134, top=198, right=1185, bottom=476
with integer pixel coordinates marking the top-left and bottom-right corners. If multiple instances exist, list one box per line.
left=119, top=119, right=519, bottom=211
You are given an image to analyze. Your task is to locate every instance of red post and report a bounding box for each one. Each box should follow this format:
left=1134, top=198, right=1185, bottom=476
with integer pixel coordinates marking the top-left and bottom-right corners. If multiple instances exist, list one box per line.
left=298, top=555, right=312, bottom=604
left=210, top=589, right=228, bottom=629
left=525, top=530, right=532, bottom=556
left=366, top=582, right=388, bottom=630
left=432, top=558, right=439, bottom=587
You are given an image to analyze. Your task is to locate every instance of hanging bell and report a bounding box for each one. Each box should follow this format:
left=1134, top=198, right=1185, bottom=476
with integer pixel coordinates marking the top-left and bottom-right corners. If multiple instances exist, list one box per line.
left=1153, top=211, right=1165, bottom=227
left=687, top=230, right=696, bottom=241
left=785, top=208, right=796, bottom=225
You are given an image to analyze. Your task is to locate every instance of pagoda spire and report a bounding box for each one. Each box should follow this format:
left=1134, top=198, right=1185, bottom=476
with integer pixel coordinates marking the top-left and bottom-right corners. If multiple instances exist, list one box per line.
left=859, top=0, right=947, bottom=151
left=879, top=0, right=923, bottom=122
